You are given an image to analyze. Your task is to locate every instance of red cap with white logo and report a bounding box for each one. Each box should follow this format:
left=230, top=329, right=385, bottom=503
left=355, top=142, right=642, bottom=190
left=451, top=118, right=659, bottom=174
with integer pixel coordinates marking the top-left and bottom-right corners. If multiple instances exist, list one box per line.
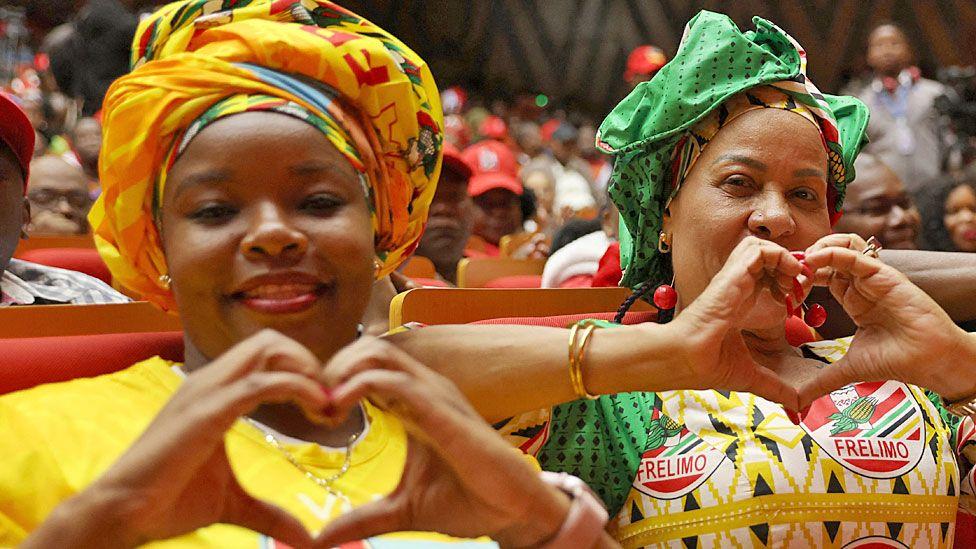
left=461, top=140, right=522, bottom=197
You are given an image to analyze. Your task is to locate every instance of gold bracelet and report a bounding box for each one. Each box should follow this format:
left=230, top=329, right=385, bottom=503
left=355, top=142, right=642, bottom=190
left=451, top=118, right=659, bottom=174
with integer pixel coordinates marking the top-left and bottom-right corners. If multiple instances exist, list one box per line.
left=568, top=321, right=600, bottom=400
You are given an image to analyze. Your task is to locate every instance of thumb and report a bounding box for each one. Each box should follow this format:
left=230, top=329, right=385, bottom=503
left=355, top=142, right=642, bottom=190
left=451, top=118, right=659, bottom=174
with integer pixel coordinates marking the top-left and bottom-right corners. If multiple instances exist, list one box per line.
left=797, top=357, right=858, bottom=410
left=314, top=497, right=407, bottom=547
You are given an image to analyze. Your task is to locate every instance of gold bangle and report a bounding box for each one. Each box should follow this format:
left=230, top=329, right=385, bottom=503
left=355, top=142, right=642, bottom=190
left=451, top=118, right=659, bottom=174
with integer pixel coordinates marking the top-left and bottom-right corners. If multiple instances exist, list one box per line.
left=568, top=321, right=600, bottom=400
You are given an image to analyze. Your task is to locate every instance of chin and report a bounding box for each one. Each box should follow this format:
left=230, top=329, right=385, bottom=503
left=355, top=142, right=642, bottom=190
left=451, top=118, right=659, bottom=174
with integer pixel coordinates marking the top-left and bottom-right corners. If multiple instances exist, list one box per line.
left=734, top=289, right=788, bottom=332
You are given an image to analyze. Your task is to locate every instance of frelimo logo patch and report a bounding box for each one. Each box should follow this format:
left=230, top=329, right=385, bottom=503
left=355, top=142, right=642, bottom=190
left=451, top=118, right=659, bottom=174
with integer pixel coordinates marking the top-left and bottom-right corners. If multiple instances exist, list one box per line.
left=802, top=381, right=924, bottom=478
left=633, top=411, right=725, bottom=500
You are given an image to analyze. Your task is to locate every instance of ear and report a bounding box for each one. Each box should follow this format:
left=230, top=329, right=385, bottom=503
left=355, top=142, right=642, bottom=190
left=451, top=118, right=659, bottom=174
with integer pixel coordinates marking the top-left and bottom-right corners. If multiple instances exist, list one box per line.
left=660, top=202, right=673, bottom=235
left=20, top=197, right=30, bottom=238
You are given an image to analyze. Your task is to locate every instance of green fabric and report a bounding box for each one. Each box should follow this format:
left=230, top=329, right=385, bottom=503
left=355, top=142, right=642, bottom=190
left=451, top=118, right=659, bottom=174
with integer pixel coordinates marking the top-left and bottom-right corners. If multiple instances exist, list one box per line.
left=537, top=391, right=659, bottom=515
left=597, top=10, right=870, bottom=289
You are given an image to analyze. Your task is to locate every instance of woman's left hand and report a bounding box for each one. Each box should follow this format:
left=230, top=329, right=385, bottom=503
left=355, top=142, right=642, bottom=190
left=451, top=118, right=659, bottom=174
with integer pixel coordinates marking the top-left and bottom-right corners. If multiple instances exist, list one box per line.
left=316, top=337, right=587, bottom=548
left=797, top=239, right=976, bottom=408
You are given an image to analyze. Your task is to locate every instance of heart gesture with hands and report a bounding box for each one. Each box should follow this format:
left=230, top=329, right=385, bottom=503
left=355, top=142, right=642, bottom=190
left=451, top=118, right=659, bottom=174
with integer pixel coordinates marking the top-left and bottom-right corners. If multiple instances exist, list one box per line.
left=797, top=234, right=976, bottom=409
left=661, top=236, right=806, bottom=411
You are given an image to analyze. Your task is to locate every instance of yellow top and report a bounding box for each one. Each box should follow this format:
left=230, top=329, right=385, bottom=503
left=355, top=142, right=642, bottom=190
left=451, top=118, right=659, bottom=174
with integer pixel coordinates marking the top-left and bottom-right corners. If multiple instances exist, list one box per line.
left=0, top=357, right=494, bottom=547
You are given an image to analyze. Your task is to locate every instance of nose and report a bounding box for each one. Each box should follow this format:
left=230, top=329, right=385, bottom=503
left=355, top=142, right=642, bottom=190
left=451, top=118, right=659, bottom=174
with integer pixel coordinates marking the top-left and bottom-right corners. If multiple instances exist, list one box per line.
left=55, top=196, right=74, bottom=216
left=888, top=204, right=912, bottom=227
left=747, top=191, right=795, bottom=240
left=239, top=203, right=308, bottom=263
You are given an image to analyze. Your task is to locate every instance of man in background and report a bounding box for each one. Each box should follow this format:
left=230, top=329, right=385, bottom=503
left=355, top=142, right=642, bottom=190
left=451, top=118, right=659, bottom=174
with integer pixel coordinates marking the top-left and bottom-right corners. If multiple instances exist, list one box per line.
left=846, top=22, right=948, bottom=195
left=833, top=153, right=922, bottom=250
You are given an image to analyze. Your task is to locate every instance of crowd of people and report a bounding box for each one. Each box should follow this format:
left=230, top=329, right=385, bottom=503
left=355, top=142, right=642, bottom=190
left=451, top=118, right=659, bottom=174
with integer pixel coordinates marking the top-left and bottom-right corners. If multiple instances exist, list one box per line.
left=2, top=1, right=976, bottom=548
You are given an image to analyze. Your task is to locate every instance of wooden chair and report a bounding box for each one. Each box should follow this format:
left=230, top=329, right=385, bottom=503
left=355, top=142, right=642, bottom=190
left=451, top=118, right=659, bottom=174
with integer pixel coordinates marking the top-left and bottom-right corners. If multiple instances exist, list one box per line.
left=456, top=257, right=546, bottom=288
left=14, top=234, right=96, bottom=257
left=0, top=302, right=181, bottom=338
left=399, top=255, right=438, bottom=279
left=389, top=287, right=652, bottom=328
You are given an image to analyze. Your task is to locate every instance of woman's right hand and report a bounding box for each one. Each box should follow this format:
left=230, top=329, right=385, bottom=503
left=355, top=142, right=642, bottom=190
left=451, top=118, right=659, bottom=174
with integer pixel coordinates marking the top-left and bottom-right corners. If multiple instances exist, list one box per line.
left=660, top=236, right=804, bottom=409
left=24, top=329, right=329, bottom=549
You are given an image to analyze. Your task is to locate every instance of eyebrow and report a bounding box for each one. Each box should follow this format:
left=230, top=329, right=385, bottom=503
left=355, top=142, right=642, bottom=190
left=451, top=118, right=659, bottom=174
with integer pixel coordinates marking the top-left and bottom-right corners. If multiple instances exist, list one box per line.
left=711, top=154, right=767, bottom=171
left=793, top=167, right=826, bottom=179
left=172, top=168, right=232, bottom=201
left=288, top=159, right=355, bottom=179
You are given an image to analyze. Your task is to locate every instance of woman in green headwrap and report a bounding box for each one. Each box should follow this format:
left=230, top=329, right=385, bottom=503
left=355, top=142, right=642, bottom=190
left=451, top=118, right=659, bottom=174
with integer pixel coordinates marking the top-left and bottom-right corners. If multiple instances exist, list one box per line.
left=359, top=11, right=976, bottom=548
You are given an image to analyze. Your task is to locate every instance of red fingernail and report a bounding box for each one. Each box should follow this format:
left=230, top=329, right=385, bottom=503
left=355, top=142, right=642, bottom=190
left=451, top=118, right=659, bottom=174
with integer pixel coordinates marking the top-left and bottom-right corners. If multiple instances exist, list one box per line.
left=793, top=278, right=804, bottom=302
left=785, top=295, right=795, bottom=317
left=785, top=408, right=800, bottom=425
left=801, top=264, right=813, bottom=278
left=791, top=252, right=806, bottom=261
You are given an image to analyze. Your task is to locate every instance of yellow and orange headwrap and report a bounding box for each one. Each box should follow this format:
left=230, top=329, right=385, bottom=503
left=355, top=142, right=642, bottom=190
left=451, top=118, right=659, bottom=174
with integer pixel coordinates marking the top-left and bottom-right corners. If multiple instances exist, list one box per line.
left=89, top=0, right=443, bottom=312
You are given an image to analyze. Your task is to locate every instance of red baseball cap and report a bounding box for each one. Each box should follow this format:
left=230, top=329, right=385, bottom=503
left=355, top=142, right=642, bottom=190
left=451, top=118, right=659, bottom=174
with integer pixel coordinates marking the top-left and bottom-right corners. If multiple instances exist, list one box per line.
left=461, top=140, right=522, bottom=197
left=624, top=45, right=667, bottom=82
left=0, top=92, right=35, bottom=190
left=441, top=142, right=472, bottom=180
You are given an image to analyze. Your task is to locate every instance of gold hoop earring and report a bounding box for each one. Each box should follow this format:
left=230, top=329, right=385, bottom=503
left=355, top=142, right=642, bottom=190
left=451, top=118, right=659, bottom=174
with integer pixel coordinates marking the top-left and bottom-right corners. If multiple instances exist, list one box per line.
left=657, top=232, right=672, bottom=254
left=158, top=274, right=172, bottom=290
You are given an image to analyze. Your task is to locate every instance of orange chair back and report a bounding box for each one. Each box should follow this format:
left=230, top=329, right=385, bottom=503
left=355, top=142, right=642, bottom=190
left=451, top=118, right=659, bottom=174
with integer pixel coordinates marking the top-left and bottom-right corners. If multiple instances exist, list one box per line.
left=456, top=257, right=546, bottom=288
left=0, top=302, right=181, bottom=338
left=389, top=287, right=653, bottom=328
left=14, top=234, right=95, bottom=257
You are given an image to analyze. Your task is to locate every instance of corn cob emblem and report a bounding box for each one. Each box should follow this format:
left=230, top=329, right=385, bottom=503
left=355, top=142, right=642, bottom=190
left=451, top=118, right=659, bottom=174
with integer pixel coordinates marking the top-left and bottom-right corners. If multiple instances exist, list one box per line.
left=828, top=396, right=877, bottom=435
left=646, top=415, right=684, bottom=451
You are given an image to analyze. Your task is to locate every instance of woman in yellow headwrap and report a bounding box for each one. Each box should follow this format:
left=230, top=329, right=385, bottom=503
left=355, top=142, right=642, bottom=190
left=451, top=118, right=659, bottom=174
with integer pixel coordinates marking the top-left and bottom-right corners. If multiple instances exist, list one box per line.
left=0, top=2, right=616, bottom=547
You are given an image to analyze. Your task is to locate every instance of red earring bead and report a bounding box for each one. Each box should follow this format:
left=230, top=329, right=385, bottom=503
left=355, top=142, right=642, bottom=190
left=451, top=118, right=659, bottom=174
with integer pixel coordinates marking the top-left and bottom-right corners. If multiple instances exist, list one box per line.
left=653, top=284, right=678, bottom=310
left=804, top=303, right=827, bottom=328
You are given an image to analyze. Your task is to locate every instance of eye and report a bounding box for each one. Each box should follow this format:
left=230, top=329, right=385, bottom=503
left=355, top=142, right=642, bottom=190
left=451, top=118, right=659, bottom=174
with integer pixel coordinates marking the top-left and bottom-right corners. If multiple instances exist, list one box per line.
left=188, top=203, right=237, bottom=223
left=791, top=188, right=819, bottom=202
left=720, top=176, right=755, bottom=195
left=300, top=193, right=343, bottom=215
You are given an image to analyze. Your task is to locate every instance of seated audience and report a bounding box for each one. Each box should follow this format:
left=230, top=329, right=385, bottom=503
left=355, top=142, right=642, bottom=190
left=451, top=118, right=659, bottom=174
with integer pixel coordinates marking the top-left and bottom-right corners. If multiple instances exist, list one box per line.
left=414, top=143, right=474, bottom=284
left=0, top=92, right=125, bottom=306
left=26, top=155, right=92, bottom=236
left=832, top=153, right=921, bottom=249
left=462, top=139, right=524, bottom=256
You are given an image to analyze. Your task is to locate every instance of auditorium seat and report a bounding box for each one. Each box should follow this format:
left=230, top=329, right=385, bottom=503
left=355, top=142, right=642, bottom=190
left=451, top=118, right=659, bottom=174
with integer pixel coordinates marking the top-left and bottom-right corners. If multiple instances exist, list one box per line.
left=18, top=247, right=113, bottom=285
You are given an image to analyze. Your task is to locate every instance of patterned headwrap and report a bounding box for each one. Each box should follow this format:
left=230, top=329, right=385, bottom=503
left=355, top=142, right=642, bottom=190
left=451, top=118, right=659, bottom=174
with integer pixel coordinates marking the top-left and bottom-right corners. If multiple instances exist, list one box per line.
left=89, top=0, right=442, bottom=311
left=597, top=11, right=869, bottom=289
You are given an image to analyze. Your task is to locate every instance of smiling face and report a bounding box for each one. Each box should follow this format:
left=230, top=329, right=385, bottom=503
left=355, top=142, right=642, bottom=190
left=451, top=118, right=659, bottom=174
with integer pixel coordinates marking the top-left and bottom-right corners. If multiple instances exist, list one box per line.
left=944, top=183, right=976, bottom=252
left=159, top=111, right=375, bottom=362
left=663, top=108, right=832, bottom=331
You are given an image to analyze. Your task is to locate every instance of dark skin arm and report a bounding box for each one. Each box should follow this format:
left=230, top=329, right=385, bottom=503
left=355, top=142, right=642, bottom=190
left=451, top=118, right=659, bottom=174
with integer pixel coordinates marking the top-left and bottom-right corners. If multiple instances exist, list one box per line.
left=812, top=248, right=976, bottom=339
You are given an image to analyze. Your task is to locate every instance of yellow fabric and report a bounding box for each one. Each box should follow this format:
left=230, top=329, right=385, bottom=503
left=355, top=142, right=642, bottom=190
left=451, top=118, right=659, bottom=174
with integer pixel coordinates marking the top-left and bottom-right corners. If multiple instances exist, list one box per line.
left=0, top=358, right=491, bottom=547
left=89, top=0, right=443, bottom=311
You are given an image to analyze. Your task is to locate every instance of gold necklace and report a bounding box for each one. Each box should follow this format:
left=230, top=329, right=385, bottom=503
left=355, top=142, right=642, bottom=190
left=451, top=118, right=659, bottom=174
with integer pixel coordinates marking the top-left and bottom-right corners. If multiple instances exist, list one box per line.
left=244, top=405, right=366, bottom=509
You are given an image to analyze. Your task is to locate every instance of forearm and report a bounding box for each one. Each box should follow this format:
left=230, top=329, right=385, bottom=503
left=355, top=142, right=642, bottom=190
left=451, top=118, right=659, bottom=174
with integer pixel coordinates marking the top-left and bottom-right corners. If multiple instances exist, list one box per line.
left=387, top=324, right=680, bottom=422
left=882, top=249, right=976, bottom=323
left=21, top=488, right=134, bottom=549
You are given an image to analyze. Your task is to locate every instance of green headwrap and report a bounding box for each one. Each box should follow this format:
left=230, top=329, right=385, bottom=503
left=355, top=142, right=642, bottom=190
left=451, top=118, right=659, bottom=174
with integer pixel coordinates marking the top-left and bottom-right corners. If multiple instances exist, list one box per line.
left=597, top=10, right=869, bottom=289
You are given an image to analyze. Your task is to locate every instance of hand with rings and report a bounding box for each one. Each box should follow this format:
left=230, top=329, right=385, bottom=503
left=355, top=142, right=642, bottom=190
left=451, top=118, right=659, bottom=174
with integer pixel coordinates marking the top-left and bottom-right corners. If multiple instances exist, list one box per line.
left=797, top=234, right=976, bottom=409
